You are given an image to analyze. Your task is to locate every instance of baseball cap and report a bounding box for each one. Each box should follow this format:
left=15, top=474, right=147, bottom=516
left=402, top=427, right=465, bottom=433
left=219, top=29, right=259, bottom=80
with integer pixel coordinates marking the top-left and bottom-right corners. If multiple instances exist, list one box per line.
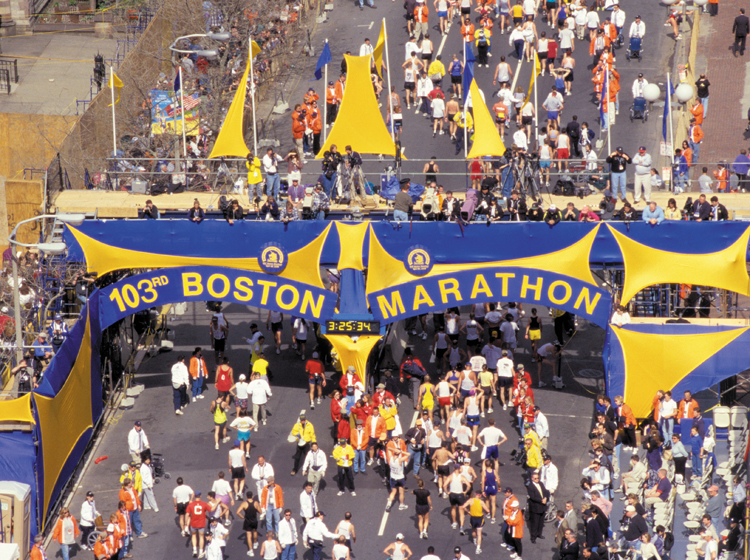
left=549, top=204, right=557, bottom=211
left=338, top=438, right=346, bottom=444
left=134, top=421, right=141, bottom=427
left=415, top=419, right=423, bottom=425
left=234, top=439, right=241, bottom=447
left=638, top=146, right=646, bottom=151
left=347, top=365, right=356, bottom=372
left=376, top=383, right=385, bottom=389
left=516, top=364, right=525, bottom=370
left=54, top=313, right=62, bottom=320
left=239, top=374, right=246, bottom=381
left=454, top=547, right=462, bottom=554
left=399, top=178, right=411, bottom=185
left=616, top=146, right=624, bottom=152
left=312, top=352, right=319, bottom=359
left=356, top=419, right=364, bottom=425
left=86, top=491, right=95, bottom=497
left=396, top=533, right=405, bottom=540
left=638, top=73, right=643, bottom=78
left=129, top=461, right=136, bottom=467
left=504, top=487, right=513, bottom=493
left=195, top=491, right=202, bottom=497
left=625, top=505, right=636, bottom=512
left=328, top=81, right=334, bottom=85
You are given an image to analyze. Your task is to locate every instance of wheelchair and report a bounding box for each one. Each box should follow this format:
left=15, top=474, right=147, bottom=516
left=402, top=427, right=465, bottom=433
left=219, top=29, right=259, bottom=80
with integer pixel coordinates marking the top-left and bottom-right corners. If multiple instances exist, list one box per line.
left=630, top=97, right=649, bottom=123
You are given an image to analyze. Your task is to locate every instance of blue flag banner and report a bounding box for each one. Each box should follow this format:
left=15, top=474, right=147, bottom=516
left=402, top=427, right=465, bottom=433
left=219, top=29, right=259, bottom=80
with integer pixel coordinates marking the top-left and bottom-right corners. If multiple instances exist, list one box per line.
left=174, top=69, right=181, bottom=94
left=314, top=42, right=332, bottom=81
left=462, top=45, right=475, bottom=103
left=599, top=68, right=607, bottom=130
left=662, top=74, right=671, bottom=142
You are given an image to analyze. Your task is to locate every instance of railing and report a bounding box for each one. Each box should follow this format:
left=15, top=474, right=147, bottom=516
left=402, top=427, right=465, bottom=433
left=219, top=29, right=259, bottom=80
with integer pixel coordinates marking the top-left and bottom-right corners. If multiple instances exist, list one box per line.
left=0, top=58, right=18, bottom=83
left=0, top=69, right=10, bottom=95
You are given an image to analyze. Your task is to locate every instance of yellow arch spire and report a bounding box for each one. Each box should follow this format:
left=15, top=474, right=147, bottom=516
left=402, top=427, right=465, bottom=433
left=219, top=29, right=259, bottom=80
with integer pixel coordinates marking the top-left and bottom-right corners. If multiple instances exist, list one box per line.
left=467, top=79, right=505, bottom=159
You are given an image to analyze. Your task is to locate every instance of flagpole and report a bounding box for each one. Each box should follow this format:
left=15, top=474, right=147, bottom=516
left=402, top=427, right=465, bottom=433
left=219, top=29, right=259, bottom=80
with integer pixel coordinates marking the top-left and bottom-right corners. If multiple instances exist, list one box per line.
left=533, top=51, right=539, bottom=147
left=383, top=21, right=396, bottom=144
left=249, top=39, right=258, bottom=157
left=110, top=66, right=117, bottom=157
left=178, top=66, right=187, bottom=157
left=323, top=39, right=329, bottom=144
left=605, top=60, right=611, bottom=155
left=667, top=73, right=675, bottom=169
left=463, top=40, right=468, bottom=188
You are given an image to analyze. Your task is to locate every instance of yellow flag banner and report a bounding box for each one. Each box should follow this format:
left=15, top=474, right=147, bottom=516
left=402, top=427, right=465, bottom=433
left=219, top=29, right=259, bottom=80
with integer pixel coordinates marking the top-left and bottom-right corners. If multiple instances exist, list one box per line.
left=209, top=43, right=253, bottom=159
left=467, top=79, right=505, bottom=159
left=521, top=51, right=541, bottom=109
left=373, top=21, right=386, bottom=78
left=108, top=70, right=123, bottom=107
left=251, top=40, right=261, bottom=58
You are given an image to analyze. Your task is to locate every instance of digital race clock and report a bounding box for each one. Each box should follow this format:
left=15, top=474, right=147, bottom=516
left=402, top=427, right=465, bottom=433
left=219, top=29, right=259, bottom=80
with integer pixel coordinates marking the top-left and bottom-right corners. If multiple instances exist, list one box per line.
left=325, top=320, right=381, bottom=334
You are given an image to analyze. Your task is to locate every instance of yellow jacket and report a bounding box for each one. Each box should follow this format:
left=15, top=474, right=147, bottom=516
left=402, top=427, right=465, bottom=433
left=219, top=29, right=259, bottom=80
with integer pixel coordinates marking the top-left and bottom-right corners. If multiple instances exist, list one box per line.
left=120, top=469, right=142, bottom=494
left=379, top=404, right=397, bottom=430
left=454, top=111, right=473, bottom=129
left=526, top=445, right=543, bottom=470
left=291, top=420, right=316, bottom=444
left=427, top=60, right=445, bottom=78
left=247, top=157, right=263, bottom=185
left=332, top=444, right=355, bottom=467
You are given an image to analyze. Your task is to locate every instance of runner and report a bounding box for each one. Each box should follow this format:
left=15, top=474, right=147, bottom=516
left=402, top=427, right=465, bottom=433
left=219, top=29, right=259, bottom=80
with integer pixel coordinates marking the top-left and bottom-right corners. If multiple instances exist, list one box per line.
left=236, top=491, right=261, bottom=556
left=209, top=315, right=228, bottom=366
left=211, top=396, right=230, bottom=450
left=186, top=491, right=209, bottom=558
left=481, top=459, right=500, bottom=523
left=215, top=357, right=233, bottom=406
left=306, top=352, right=326, bottom=409
left=462, top=388, right=481, bottom=451
left=447, top=464, right=470, bottom=533
left=412, top=478, right=433, bottom=538
left=230, top=374, right=250, bottom=418
left=229, top=441, right=249, bottom=500
left=266, top=310, right=284, bottom=355
left=463, top=491, right=489, bottom=554
left=383, top=534, right=412, bottom=560
left=334, top=512, right=356, bottom=550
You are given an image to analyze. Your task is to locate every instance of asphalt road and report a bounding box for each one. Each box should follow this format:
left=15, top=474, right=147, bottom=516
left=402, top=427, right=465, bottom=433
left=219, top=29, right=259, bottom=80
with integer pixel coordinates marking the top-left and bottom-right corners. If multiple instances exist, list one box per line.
left=50, top=300, right=608, bottom=560
left=277, top=0, right=677, bottom=195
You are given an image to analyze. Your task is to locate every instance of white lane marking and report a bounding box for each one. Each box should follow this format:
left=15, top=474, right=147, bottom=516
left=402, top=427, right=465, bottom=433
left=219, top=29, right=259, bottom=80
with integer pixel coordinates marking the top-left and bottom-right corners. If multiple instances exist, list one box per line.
left=378, top=510, right=390, bottom=536
left=410, top=410, right=419, bottom=428
left=370, top=21, right=374, bottom=29
left=437, top=31, right=449, bottom=58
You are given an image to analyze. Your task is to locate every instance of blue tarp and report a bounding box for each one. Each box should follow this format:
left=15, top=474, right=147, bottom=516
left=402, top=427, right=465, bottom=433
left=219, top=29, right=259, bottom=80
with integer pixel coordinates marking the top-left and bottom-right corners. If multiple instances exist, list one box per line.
left=0, top=431, right=38, bottom=536
left=379, top=176, right=425, bottom=203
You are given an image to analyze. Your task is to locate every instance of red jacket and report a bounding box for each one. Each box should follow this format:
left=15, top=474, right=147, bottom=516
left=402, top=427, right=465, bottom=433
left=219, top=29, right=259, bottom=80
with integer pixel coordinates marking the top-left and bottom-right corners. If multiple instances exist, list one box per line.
left=292, top=118, right=306, bottom=140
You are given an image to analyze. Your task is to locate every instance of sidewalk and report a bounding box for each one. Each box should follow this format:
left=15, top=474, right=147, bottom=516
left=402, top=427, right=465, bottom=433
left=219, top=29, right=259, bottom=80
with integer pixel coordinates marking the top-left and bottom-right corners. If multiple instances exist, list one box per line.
left=694, top=3, right=748, bottom=165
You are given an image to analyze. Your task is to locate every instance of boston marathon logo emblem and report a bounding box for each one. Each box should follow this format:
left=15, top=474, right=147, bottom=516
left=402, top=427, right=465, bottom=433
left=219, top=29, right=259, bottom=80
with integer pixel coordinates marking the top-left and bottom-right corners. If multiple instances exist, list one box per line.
left=259, top=243, right=287, bottom=274
left=404, top=246, right=433, bottom=276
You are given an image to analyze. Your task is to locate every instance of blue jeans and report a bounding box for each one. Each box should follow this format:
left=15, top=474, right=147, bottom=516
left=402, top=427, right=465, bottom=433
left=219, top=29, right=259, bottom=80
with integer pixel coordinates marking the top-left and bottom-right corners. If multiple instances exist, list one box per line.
left=614, top=443, right=622, bottom=473
left=60, top=544, right=71, bottom=560
left=173, top=386, right=184, bottom=411
left=129, top=508, right=143, bottom=536
left=358, top=0, right=374, bottom=6
left=514, top=40, right=524, bottom=59
left=267, top=173, right=280, bottom=199
left=119, top=535, right=132, bottom=557
left=660, top=417, right=674, bottom=442
left=354, top=449, right=367, bottom=473
left=316, top=210, right=327, bottom=220
left=266, top=507, right=281, bottom=532
left=192, top=376, right=203, bottom=398
left=408, top=447, right=423, bottom=475
left=394, top=210, right=409, bottom=222
left=281, top=543, right=296, bottom=560
left=699, top=96, right=708, bottom=118
left=675, top=172, right=688, bottom=190
left=249, top=182, right=263, bottom=202
left=691, top=451, right=703, bottom=477
left=611, top=171, right=627, bottom=199
left=689, top=140, right=700, bottom=164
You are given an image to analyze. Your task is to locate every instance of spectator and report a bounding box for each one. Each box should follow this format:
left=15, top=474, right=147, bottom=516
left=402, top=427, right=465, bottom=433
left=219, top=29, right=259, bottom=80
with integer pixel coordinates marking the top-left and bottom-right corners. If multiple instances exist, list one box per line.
left=732, top=149, right=750, bottom=191
left=188, top=200, right=204, bottom=223
left=695, top=74, right=710, bottom=117
left=606, top=147, right=632, bottom=201
left=312, top=184, right=330, bottom=220
left=262, top=148, right=284, bottom=199
left=562, top=202, right=579, bottom=221
left=143, top=199, right=159, bottom=219
left=712, top=163, right=729, bottom=193
left=579, top=205, right=600, bottom=222
left=699, top=167, right=713, bottom=193
left=543, top=204, right=561, bottom=225
left=642, top=201, right=664, bottom=225
left=709, top=196, right=729, bottom=221
left=691, top=194, right=712, bottom=221
left=664, top=198, right=681, bottom=220
left=247, top=155, right=264, bottom=203
left=632, top=146, right=652, bottom=203
left=688, top=118, right=704, bottom=164
left=260, top=196, right=280, bottom=221
left=672, top=151, right=688, bottom=194
left=225, top=199, right=244, bottom=224
left=280, top=200, right=300, bottom=223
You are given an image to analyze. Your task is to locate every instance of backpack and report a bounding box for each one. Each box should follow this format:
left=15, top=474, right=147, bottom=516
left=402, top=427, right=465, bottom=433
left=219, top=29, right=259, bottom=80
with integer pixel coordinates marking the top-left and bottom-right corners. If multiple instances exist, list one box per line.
left=403, top=359, right=426, bottom=379
left=478, top=33, right=489, bottom=47
left=553, top=179, right=576, bottom=197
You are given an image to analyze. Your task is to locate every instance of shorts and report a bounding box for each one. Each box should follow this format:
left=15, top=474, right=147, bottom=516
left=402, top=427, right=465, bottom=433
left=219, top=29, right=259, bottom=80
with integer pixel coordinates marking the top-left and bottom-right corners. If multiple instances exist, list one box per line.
left=405, top=82, right=415, bottom=91
left=485, top=445, right=499, bottom=459
left=467, top=415, right=481, bottom=427
left=406, top=11, right=415, bottom=19
left=522, top=115, right=533, bottom=125
left=449, top=492, right=466, bottom=506
left=238, top=398, right=248, bottom=410
left=461, top=6, right=470, bottom=14
left=438, top=464, right=451, bottom=476
left=176, top=503, right=188, bottom=516
left=416, top=504, right=430, bottom=515
left=497, top=377, right=513, bottom=387
left=243, top=520, right=258, bottom=532
left=500, top=10, right=509, bottom=16
left=564, top=70, right=574, bottom=82
left=529, top=329, right=541, bottom=340
left=470, top=516, right=485, bottom=529
left=433, top=116, right=445, bottom=123
left=557, top=147, right=569, bottom=159
left=190, top=527, right=205, bottom=534
left=215, top=421, right=227, bottom=430
left=448, top=334, right=459, bottom=344
left=390, top=478, right=406, bottom=488
left=495, top=116, right=507, bottom=124
left=482, top=386, right=493, bottom=397
left=538, top=52, right=548, bottom=61
left=513, top=16, right=522, bottom=25
left=439, top=396, right=452, bottom=407
left=213, top=338, right=226, bottom=352
left=238, top=430, right=251, bottom=441
left=422, top=53, right=432, bottom=60
left=547, top=111, right=558, bottom=121
left=271, top=322, right=283, bottom=333
left=309, top=376, right=323, bottom=385
left=451, top=75, right=462, bottom=84
left=368, top=436, right=380, bottom=447
left=218, top=390, right=230, bottom=400
left=546, top=0, right=556, bottom=6
left=540, top=161, right=551, bottom=169
left=438, top=10, right=448, bottom=16
left=460, top=388, right=472, bottom=399
left=232, top=467, right=246, bottom=480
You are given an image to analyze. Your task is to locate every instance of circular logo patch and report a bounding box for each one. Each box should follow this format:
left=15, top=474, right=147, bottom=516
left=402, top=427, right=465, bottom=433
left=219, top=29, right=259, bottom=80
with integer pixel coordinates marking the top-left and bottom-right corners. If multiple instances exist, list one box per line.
left=259, top=243, right=287, bottom=274
left=404, top=246, right=433, bottom=276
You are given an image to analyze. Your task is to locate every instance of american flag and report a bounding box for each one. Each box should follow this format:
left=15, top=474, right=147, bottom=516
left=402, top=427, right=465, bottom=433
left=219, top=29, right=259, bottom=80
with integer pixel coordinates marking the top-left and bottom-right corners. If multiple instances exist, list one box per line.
left=182, top=93, right=200, bottom=111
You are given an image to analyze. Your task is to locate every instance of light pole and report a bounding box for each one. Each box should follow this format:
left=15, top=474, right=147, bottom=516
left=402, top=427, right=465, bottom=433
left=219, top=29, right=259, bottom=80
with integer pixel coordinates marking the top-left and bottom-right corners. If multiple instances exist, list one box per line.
left=8, top=214, right=84, bottom=395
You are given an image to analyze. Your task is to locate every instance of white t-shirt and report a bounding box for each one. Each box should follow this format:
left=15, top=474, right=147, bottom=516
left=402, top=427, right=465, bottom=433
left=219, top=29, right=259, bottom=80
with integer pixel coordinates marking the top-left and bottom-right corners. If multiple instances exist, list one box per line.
left=559, top=28, right=575, bottom=49
left=537, top=343, right=555, bottom=357
left=230, top=416, right=256, bottom=433
left=212, top=479, right=232, bottom=497
left=497, top=357, right=514, bottom=378
left=500, top=321, right=518, bottom=345
left=294, top=318, right=308, bottom=341
left=479, top=426, right=506, bottom=446
left=485, top=311, right=503, bottom=324
left=470, top=355, right=486, bottom=373
left=229, top=448, right=245, bottom=468
left=432, top=98, right=446, bottom=118
left=660, top=399, right=677, bottom=419
left=390, top=457, right=405, bottom=480
left=235, top=381, right=250, bottom=399
left=172, top=485, right=193, bottom=504
left=482, top=344, right=503, bottom=369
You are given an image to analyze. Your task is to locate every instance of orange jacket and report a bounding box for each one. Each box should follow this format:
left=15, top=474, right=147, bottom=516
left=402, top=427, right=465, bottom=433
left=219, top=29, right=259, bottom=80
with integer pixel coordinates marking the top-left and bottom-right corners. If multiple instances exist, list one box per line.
left=116, top=509, right=132, bottom=535
left=292, top=118, right=306, bottom=140
left=690, top=102, right=704, bottom=125
left=415, top=5, right=429, bottom=22
left=350, top=427, right=369, bottom=450
left=689, top=124, right=704, bottom=143
left=603, top=21, right=617, bottom=41
left=651, top=396, right=661, bottom=422
left=589, top=35, right=611, bottom=56
left=617, top=403, right=636, bottom=428
left=506, top=507, right=524, bottom=538
left=326, top=86, right=338, bottom=105
left=365, top=414, right=387, bottom=441
left=462, top=23, right=476, bottom=42
left=93, top=539, right=112, bottom=560
left=119, top=486, right=141, bottom=512
left=260, top=484, right=284, bottom=510
left=307, top=110, right=322, bottom=134
left=52, top=516, right=79, bottom=543
left=189, top=356, right=207, bottom=379
left=30, top=545, right=46, bottom=560
left=386, top=438, right=408, bottom=462
left=678, top=399, right=700, bottom=421
left=334, top=80, right=345, bottom=101
left=304, top=91, right=320, bottom=106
